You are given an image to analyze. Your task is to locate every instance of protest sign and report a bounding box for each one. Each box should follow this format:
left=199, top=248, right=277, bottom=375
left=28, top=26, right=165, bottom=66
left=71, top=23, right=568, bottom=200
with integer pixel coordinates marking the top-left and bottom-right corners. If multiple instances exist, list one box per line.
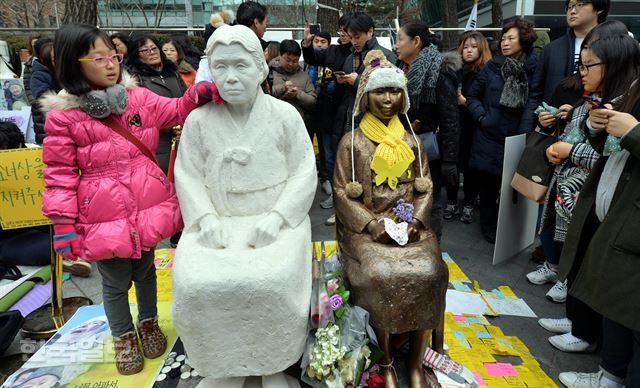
left=0, top=147, right=51, bottom=229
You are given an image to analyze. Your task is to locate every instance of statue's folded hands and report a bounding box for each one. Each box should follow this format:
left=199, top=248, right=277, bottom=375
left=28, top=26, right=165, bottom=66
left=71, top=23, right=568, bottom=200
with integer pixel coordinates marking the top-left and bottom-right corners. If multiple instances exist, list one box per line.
left=197, top=214, right=227, bottom=249
left=250, top=212, right=284, bottom=248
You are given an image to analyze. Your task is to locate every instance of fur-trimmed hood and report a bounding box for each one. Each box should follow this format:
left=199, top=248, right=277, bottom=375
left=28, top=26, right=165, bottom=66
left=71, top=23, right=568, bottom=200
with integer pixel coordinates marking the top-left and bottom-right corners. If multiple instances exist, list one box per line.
left=39, top=71, right=138, bottom=114
left=441, top=51, right=463, bottom=75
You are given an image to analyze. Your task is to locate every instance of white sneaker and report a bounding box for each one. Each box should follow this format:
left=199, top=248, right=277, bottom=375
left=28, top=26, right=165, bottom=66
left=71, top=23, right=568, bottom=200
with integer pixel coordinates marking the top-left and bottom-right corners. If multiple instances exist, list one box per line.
left=559, top=370, right=606, bottom=388
left=321, top=180, right=332, bottom=195
left=320, top=194, right=333, bottom=209
left=325, top=214, right=335, bottom=225
left=546, top=279, right=568, bottom=303
left=549, top=333, right=596, bottom=353
left=526, top=262, right=558, bottom=285
left=538, top=317, right=572, bottom=334
left=62, top=259, right=92, bottom=277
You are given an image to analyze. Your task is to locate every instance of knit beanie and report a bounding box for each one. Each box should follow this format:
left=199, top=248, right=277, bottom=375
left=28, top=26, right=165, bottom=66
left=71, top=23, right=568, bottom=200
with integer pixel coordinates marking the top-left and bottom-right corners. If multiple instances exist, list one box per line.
left=353, top=50, right=410, bottom=116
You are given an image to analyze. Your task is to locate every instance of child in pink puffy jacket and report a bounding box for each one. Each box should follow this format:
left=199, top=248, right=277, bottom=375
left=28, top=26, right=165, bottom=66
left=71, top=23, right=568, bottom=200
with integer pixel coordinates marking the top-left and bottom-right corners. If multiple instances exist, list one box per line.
left=40, top=24, right=220, bottom=375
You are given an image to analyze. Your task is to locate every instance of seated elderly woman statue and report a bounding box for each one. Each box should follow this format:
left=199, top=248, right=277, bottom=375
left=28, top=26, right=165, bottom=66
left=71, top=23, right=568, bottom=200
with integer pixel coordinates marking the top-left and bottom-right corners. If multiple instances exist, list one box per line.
left=334, top=51, right=449, bottom=388
left=171, top=25, right=317, bottom=388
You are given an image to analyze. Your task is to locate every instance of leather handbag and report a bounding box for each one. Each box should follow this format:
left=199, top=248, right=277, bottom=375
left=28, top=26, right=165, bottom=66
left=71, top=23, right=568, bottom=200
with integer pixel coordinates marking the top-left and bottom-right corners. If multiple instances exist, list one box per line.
left=419, top=131, right=441, bottom=161
left=510, top=127, right=558, bottom=203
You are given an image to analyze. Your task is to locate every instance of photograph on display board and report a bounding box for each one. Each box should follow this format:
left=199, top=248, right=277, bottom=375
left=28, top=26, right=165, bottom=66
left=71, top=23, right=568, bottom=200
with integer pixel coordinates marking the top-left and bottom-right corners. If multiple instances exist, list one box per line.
left=1, top=79, right=30, bottom=111
left=2, top=303, right=176, bottom=388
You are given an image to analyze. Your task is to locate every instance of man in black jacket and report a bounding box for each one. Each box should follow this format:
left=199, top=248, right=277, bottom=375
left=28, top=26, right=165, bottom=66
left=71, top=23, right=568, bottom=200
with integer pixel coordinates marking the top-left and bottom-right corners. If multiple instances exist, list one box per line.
left=301, top=14, right=354, bottom=221
left=236, top=1, right=269, bottom=50
left=520, top=0, right=610, bottom=133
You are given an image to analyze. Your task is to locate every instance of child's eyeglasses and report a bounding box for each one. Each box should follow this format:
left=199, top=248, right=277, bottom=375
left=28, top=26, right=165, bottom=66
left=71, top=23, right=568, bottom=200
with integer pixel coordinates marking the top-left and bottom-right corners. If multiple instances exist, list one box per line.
left=78, top=53, right=124, bottom=67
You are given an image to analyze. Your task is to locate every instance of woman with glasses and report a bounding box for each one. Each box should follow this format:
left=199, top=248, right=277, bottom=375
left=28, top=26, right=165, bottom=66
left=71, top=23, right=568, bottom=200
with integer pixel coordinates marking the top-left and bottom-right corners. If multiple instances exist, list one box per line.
left=466, top=18, right=538, bottom=243
left=556, top=31, right=640, bottom=388
left=127, top=34, right=188, bottom=174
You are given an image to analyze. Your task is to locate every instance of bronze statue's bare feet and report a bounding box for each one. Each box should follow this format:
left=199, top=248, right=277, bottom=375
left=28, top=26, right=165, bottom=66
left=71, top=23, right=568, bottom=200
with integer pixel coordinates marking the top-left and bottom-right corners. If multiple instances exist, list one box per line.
left=408, top=363, right=428, bottom=388
left=382, top=364, right=399, bottom=388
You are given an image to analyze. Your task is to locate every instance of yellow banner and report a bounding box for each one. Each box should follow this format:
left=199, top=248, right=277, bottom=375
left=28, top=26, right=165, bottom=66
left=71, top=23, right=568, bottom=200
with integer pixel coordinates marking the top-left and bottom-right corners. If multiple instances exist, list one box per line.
left=0, top=147, right=51, bottom=229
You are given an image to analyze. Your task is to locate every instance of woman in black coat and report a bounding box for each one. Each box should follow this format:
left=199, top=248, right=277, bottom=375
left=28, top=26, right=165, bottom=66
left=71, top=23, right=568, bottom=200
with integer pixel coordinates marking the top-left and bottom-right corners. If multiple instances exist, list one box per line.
left=127, top=34, right=187, bottom=174
left=466, top=18, right=539, bottom=243
left=30, top=41, right=60, bottom=144
left=395, top=21, right=461, bottom=240
left=453, top=31, right=492, bottom=224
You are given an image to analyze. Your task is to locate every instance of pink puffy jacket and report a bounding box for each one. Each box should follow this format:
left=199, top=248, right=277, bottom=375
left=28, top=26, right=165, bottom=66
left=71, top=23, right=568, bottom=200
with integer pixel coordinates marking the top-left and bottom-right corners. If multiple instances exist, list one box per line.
left=41, top=73, right=201, bottom=261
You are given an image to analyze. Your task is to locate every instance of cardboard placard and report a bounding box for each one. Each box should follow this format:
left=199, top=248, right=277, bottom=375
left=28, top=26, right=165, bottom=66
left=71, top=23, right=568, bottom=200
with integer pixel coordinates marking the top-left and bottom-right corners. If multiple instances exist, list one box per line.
left=0, top=147, right=51, bottom=229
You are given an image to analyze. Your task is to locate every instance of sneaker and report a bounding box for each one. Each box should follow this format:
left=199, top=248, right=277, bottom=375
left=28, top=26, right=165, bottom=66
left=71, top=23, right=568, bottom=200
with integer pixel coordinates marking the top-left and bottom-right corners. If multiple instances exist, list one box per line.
left=559, top=370, right=605, bottom=388
left=137, top=316, right=167, bottom=359
left=62, top=259, right=92, bottom=277
left=526, top=262, right=558, bottom=285
left=538, top=317, right=572, bottom=334
left=320, top=194, right=333, bottom=209
left=443, top=203, right=459, bottom=220
left=325, top=214, right=336, bottom=226
left=549, top=333, right=597, bottom=353
left=459, top=205, right=473, bottom=224
left=321, top=180, right=332, bottom=196
left=113, top=331, right=144, bottom=375
left=546, top=279, right=568, bottom=303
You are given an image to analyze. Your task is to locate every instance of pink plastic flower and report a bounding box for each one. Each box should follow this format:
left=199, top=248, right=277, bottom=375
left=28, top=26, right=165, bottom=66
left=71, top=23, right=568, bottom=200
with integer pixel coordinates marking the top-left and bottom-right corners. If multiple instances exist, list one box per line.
left=329, top=294, right=343, bottom=310
left=327, top=279, right=339, bottom=294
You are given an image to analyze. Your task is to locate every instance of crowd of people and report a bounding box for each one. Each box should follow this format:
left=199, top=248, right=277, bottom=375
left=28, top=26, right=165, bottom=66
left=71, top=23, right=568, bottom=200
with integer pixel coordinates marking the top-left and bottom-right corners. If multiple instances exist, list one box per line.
left=1, top=0, right=639, bottom=386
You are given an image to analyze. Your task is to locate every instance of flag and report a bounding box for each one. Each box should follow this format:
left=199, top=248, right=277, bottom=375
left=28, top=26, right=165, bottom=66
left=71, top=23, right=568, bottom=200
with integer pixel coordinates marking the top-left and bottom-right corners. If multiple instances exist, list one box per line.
left=464, top=1, right=478, bottom=31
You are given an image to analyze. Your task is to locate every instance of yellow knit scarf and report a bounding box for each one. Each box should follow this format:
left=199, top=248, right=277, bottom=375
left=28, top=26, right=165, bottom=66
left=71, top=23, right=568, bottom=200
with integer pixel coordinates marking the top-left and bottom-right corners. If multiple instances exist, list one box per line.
left=360, top=112, right=415, bottom=190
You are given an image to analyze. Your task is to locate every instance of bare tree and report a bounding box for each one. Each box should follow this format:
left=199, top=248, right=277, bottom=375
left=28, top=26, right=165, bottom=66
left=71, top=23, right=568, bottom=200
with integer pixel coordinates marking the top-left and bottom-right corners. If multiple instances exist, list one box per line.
left=440, top=0, right=459, bottom=50
left=0, top=0, right=61, bottom=28
left=63, top=0, right=97, bottom=25
left=317, top=0, right=341, bottom=36
left=492, top=0, right=503, bottom=39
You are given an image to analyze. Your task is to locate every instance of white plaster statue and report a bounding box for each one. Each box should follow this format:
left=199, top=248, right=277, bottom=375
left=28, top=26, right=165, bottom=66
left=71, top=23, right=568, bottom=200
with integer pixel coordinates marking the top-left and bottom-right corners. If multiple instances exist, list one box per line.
left=171, top=25, right=317, bottom=388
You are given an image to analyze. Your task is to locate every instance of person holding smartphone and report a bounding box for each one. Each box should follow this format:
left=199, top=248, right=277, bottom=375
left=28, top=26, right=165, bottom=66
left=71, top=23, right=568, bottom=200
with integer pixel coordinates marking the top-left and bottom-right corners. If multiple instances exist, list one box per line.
left=301, top=14, right=354, bottom=225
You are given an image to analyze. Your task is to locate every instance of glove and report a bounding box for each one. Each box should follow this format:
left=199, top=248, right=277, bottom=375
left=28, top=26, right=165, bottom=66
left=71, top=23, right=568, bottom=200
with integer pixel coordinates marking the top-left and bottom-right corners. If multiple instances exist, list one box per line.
left=53, top=224, right=81, bottom=260
left=195, top=81, right=223, bottom=105
left=441, top=161, right=459, bottom=187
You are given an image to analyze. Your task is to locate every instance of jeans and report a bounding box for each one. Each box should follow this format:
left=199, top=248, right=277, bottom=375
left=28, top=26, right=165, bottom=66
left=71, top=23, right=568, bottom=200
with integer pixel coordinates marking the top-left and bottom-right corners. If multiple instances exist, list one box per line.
left=323, top=132, right=336, bottom=183
left=96, top=249, right=157, bottom=337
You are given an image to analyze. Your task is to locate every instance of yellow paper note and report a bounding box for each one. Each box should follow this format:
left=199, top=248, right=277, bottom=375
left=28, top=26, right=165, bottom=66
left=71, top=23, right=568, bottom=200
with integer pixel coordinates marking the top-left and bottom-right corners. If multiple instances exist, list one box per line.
left=503, top=376, right=528, bottom=388
left=486, top=325, right=505, bottom=338
left=498, top=285, right=518, bottom=299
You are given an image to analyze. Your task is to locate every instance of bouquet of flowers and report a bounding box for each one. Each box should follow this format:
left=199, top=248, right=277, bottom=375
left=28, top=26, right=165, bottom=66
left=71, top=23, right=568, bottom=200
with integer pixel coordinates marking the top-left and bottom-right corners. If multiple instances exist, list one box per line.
left=303, top=244, right=385, bottom=387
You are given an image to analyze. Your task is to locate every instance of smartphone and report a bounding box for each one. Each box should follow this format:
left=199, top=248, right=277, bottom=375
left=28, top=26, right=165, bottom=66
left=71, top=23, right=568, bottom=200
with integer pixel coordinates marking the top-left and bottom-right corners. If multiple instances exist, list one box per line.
left=334, top=71, right=346, bottom=76
left=310, top=24, right=321, bottom=35
left=584, top=96, right=605, bottom=109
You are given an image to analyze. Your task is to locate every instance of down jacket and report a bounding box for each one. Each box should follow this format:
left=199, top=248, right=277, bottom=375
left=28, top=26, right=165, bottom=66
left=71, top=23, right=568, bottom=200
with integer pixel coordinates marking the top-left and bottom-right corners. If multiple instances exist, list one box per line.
left=40, top=72, right=202, bottom=262
left=466, top=53, right=538, bottom=176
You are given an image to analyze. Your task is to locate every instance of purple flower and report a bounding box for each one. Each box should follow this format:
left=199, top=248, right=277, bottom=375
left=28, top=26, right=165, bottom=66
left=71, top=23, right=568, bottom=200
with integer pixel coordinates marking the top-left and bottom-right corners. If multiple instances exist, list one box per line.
left=329, top=294, right=343, bottom=310
left=392, top=199, right=414, bottom=223
left=370, top=58, right=381, bottom=68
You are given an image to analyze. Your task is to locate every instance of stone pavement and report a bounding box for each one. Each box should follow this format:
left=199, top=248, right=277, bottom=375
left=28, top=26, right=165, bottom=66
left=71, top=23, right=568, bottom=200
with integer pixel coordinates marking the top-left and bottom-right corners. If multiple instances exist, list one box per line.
left=6, top=187, right=600, bottom=386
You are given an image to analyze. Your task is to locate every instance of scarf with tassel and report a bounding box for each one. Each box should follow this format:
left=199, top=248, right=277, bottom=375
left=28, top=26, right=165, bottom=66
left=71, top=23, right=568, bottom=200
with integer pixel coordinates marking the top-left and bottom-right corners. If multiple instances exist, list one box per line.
left=360, top=112, right=415, bottom=190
